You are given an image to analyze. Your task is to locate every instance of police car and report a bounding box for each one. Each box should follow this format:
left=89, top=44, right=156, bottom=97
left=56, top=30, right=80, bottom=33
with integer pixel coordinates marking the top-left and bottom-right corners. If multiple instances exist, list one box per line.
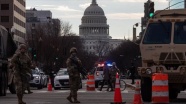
left=94, top=62, right=112, bottom=88
left=54, top=68, right=82, bottom=90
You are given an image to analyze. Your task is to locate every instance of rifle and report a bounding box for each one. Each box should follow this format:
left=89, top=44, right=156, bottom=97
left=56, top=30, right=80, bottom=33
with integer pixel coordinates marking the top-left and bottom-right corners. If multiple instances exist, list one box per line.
left=70, top=58, right=88, bottom=78
left=17, top=56, right=33, bottom=80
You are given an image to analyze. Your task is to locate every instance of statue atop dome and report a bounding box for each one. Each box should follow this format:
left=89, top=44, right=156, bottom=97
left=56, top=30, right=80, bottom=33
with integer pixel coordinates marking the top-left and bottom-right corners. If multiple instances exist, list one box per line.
left=92, top=0, right=97, bottom=5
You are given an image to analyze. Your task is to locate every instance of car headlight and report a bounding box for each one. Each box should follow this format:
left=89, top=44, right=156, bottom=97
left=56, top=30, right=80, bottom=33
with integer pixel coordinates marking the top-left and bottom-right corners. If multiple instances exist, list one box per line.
left=35, top=76, right=39, bottom=79
left=146, top=68, right=152, bottom=74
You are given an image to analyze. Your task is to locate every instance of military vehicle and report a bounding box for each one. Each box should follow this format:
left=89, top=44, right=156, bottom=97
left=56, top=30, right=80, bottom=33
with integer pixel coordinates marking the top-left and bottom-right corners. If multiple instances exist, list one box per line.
left=138, top=9, right=186, bottom=101
left=0, top=25, right=17, bottom=96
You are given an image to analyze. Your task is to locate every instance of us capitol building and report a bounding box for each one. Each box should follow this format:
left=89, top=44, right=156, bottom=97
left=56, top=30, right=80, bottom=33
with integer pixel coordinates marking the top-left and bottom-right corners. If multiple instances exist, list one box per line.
left=79, top=0, right=122, bottom=56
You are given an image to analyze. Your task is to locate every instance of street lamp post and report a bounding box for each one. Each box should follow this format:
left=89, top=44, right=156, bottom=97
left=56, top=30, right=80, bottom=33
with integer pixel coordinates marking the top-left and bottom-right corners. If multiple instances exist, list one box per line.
left=31, top=23, right=35, bottom=60
left=133, top=23, right=140, bottom=42
left=133, top=22, right=143, bottom=41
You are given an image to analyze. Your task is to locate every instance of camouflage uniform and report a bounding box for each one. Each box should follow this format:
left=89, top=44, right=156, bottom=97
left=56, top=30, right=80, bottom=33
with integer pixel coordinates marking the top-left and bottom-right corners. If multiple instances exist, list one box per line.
left=66, top=47, right=81, bottom=103
left=11, top=44, right=32, bottom=104
left=109, top=62, right=120, bottom=88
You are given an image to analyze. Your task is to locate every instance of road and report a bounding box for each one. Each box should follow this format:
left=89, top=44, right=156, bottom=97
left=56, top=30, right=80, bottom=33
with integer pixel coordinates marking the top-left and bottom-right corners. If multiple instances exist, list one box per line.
left=0, top=79, right=186, bottom=104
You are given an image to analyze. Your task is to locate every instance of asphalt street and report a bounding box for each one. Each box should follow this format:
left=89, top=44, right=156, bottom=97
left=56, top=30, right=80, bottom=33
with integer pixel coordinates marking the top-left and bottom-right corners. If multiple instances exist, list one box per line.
left=0, top=79, right=186, bottom=104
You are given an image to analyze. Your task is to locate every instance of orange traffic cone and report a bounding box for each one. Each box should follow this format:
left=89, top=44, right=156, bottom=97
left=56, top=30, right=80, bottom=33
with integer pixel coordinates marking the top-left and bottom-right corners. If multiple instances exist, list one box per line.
left=48, top=78, right=52, bottom=91
left=110, top=73, right=126, bottom=104
left=133, top=81, right=142, bottom=104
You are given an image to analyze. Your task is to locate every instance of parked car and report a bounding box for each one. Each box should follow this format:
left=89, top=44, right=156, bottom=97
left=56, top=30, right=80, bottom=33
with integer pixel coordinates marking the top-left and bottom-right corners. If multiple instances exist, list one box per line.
left=94, top=64, right=104, bottom=88
left=29, top=68, right=43, bottom=89
left=54, top=68, right=82, bottom=90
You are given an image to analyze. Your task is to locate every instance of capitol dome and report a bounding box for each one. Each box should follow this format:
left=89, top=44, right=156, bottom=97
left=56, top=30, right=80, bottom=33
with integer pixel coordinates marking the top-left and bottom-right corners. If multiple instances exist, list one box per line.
left=79, top=0, right=109, bottom=39
left=84, top=1, right=105, bottom=16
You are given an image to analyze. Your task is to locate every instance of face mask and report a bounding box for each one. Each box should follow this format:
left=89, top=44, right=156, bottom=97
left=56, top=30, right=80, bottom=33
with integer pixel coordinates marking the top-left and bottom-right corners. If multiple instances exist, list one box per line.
left=72, top=53, right=76, bottom=57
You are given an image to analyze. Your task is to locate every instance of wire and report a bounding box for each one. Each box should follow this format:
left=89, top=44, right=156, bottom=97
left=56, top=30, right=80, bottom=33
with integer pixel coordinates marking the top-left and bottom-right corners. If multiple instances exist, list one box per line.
left=153, top=1, right=185, bottom=18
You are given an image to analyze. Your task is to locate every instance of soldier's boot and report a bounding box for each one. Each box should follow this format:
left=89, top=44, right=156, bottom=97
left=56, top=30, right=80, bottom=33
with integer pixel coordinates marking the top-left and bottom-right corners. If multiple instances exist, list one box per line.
left=73, top=95, right=80, bottom=103
left=17, top=94, right=26, bottom=104
left=27, top=87, right=33, bottom=94
left=67, top=93, right=73, bottom=103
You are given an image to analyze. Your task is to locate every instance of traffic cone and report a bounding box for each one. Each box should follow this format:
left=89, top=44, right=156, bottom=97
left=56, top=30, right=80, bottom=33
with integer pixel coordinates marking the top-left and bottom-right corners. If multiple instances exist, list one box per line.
left=133, top=81, right=142, bottom=104
left=110, top=73, right=126, bottom=104
left=47, top=78, right=52, bottom=91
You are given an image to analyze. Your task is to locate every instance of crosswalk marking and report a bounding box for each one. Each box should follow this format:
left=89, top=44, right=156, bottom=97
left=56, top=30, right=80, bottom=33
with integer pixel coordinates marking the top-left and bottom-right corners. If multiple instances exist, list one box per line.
left=27, top=89, right=133, bottom=94
left=7, top=89, right=134, bottom=94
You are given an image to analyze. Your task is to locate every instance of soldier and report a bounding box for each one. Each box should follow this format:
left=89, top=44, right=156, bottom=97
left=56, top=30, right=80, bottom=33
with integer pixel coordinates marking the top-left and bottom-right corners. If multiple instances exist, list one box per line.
left=11, top=44, right=32, bottom=104
left=109, top=62, right=120, bottom=89
left=99, top=62, right=114, bottom=91
left=66, top=47, right=82, bottom=103
left=130, top=62, right=136, bottom=84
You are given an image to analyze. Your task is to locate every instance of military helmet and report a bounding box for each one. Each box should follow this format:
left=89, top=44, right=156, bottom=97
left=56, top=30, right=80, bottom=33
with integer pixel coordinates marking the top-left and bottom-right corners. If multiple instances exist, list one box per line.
left=70, top=47, right=77, bottom=54
left=19, top=44, right=27, bottom=50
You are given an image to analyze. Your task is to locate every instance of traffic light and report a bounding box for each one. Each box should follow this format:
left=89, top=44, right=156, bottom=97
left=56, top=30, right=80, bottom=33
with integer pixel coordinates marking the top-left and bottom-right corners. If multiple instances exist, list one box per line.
left=34, top=54, right=37, bottom=58
left=144, top=2, right=149, bottom=18
left=33, top=49, right=37, bottom=59
left=148, top=2, right=154, bottom=18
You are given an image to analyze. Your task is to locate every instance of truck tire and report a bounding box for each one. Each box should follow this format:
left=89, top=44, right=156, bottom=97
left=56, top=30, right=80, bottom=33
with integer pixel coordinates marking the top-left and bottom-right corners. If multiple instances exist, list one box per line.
left=9, top=82, right=16, bottom=94
left=0, top=72, right=7, bottom=96
left=141, top=77, right=152, bottom=102
left=169, top=88, right=178, bottom=99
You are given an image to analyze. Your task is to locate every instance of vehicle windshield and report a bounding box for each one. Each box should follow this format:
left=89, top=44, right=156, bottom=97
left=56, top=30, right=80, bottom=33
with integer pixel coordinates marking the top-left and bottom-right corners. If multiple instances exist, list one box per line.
left=97, top=67, right=103, bottom=71
left=32, top=70, right=40, bottom=75
left=57, top=70, right=68, bottom=76
left=174, top=22, right=186, bottom=44
left=143, top=22, right=172, bottom=44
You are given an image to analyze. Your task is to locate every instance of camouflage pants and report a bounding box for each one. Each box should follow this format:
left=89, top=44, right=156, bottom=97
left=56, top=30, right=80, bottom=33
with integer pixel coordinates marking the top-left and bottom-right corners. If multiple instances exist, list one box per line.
left=25, top=75, right=31, bottom=90
left=69, top=76, right=80, bottom=97
left=111, top=77, right=116, bottom=88
left=14, top=72, right=27, bottom=95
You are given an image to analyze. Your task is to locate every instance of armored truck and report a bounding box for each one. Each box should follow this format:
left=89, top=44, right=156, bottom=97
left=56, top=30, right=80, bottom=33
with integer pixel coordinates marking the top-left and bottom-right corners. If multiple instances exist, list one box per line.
left=138, top=9, right=186, bottom=101
left=0, top=25, right=17, bottom=96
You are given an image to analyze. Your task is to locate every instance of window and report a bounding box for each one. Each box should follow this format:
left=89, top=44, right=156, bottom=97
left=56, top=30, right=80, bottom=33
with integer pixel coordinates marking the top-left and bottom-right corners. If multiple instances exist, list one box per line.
left=143, top=22, right=171, bottom=44
left=174, top=22, right=186, bottom=44
left=1, top=16, right=9, bottom=22
left=1, top=4, right=9, bottom=10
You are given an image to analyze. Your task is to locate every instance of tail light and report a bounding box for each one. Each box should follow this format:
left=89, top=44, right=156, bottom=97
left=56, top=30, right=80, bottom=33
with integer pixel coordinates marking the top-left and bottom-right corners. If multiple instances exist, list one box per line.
left=96, top=72, right=99, bottom=76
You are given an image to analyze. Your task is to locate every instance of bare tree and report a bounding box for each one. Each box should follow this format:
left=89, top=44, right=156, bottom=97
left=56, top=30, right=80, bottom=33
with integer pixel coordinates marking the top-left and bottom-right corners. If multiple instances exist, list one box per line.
left=106, top=40, right=141, bottom=74
left=95, top=38, right=110, bottom=58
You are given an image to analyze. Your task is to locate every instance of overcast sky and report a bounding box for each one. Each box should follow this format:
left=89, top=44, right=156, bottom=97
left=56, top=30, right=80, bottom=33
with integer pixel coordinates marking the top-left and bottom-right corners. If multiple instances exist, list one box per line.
left=26, top=0, right=180, bottom=39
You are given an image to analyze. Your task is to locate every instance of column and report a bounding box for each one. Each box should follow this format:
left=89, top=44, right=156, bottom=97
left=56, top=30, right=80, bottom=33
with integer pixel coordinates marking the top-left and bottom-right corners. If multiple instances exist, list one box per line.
left=108, top=28, right=109, bottom=35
